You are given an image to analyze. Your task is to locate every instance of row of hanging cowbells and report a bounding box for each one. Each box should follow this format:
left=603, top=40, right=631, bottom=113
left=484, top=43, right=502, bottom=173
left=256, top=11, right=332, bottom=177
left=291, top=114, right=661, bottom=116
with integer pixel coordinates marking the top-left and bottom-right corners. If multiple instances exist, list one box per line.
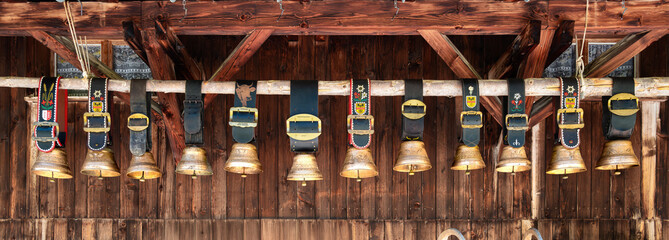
left=30, top=77, right=639, bottom=186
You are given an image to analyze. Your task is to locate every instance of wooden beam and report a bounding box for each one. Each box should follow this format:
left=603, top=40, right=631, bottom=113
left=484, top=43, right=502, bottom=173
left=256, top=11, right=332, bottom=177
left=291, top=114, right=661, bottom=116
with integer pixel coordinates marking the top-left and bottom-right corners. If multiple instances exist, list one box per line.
left=208, top=29, right=274, bottom=82
left=154, top=20, right=204, bottom=81
left=204, top=29, right=273, bottom=106
left=641, top=101, right=659, bottom=219
left=488, top=20, right=542, bottom=79
left=528, top=96, right=553, bottom=128
left=584, top=30, right=669, bottom=78
left=141, top=30, right=185, bottom=164
left=122, top=21, right=149, bottom=65
left=545, top=20, right=575, bottom=68
left=419, top=30, right=504, bottom=125
left=3, top=1, right=669, bottom=37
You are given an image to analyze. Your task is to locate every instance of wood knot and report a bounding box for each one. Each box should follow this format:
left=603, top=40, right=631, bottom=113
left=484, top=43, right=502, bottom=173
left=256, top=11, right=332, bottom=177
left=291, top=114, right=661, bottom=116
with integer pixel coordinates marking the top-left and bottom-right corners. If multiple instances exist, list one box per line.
left=413, top=201, right=421, bottom=208
left=300, top=19, right=309, bottom=28
left=237, top=12, right=254, bottom=22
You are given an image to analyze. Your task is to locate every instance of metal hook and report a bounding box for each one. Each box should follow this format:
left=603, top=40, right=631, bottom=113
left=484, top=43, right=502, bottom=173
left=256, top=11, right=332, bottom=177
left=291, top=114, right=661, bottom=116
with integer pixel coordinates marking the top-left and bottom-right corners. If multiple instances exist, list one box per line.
left=391, top=0, right=405, bottom=21
left=77, top=0, right=83, bottom=15
left=180, top=0, right=188, bottom=22
left=276, top=0, right=284, bottom=22
left=620, top=0, right=628, bottom=20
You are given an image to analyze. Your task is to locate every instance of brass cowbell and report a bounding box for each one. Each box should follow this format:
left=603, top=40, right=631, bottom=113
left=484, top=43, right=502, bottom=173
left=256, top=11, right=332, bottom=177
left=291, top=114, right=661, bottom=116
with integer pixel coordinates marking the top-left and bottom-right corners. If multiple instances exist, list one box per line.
left=176, top=146, right=213, bottom=179
left=496, top=146, right=531, bottom=174
left=340, top=147, right=378, bottom=182
left=224, top=143, right=262, bottom=178
left=126, top=152, right=161, bottom=182
left=32, top=148, right=73, bottom=182
left=546, top=145, right=586, bottom=179
left=452, top=145, right=485, bottom=175
left=394, top=141, right=431, bottom=175
left=287, top=153, right=323, bottom=186
left=595, top=140, right=639, bottom=175
left=80, top=148, right=120, bottom=180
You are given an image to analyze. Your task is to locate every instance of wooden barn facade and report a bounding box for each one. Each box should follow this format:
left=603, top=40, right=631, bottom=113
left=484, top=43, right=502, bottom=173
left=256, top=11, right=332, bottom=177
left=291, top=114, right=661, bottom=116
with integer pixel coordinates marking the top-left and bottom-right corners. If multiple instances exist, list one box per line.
left=1, top=1, right=669, bottom=239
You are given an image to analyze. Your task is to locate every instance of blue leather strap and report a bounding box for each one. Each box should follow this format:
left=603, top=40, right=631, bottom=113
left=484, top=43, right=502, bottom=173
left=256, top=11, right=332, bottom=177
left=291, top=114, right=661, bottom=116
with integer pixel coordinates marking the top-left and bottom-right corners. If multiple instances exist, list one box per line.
left=231, top=80, right=258, bottom=144
left=86, top=78, right=110, bottom=150
left=461, top=79, right=482, bottom=147
left=184, top=80, right=203, bottom=145
left=348, top=79, right=373, bottom=149
left=505, top=78, right=528, bottom=148
left=289, top=81, right=320, bottom=153
left=128, top=79, right=151, bottom=156
left=34, top=76, right=67, bottom=152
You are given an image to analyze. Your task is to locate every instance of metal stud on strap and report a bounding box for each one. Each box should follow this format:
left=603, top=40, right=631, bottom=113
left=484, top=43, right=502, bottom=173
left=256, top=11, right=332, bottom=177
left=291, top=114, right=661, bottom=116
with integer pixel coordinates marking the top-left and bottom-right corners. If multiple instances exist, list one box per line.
left=286, top=113, right=322, bottom=141
left=608, top=93, right=639, bottom=116
left=401, top=99, right=426, bottom=119
left=229, top=107, right=259, bottom=128
left=556, top=108, right=584, bottom=129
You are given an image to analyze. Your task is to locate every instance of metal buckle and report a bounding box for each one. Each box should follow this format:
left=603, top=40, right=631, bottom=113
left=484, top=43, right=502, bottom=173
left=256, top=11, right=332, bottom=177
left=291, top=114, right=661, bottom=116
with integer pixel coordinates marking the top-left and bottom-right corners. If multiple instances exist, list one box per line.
left=505, top=113, right=529, bottom=131
left=286, top=114, right=322, bottom=141
left=460, top=111, right=483, bottom=129
left=556, top=108, right=584, bottom=129
left=608, top=93, right=639, bottom=116
left=32, top=121, right=60, bottom=142
left=127, top=113, right=150, bottom=132
left=229, top=107, right=259, bottom=128
left=347, top=114, right=375, bottom=135
left=401, top=99, right=426, bottom=119
left=83, top=112, right=111, bottom=133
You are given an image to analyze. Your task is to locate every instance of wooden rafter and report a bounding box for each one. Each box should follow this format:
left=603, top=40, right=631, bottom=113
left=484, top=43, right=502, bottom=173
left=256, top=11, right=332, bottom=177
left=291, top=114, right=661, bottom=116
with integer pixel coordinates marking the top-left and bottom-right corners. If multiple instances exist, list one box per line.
left=545, top=20, right=575, bottom=69
left=140, top=29, right=185, bottom=164
left=154, top=20, right=204, bottom=81
left=584, top=30, right=669, bottom=78
left=488, top=20, right=542, bottom=79
left=204, top=29, right=274, bottom=106
left=122, top=21, right=149, bottom=65
left=419, top=30, right=504, bottom=126
left=3, top=1, right=669, bottom=37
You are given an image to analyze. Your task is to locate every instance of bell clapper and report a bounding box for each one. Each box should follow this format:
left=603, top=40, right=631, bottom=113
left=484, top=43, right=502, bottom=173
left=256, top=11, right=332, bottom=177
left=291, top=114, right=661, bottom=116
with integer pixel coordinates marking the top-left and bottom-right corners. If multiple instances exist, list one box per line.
left=511, top=167, right=516, bottom=176
left=465, top=166, right=470, bottom=175
left=49, top=172, right=56, bottom=183
left=241, top=169, right=247, bottom=178
left=301, top=179, right=307, bottom=187
left=614, top=165, right=621, bottom=176
left=139, top=171, right=146, bottom=182
left=191, top=170, right=197, bottom=180
left=98, top=170, right=103, bottom=181
left=356, top=170, right=362, bottom=182
left=408, top=165, right=415, bottom=176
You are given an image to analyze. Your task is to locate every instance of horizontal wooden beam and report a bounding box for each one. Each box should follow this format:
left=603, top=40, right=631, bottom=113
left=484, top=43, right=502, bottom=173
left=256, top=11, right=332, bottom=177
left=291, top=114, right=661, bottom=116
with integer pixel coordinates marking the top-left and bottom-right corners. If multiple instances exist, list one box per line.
left=2, top=1, right=669, bottom=37
left=4, top=77, right=669, bottom=99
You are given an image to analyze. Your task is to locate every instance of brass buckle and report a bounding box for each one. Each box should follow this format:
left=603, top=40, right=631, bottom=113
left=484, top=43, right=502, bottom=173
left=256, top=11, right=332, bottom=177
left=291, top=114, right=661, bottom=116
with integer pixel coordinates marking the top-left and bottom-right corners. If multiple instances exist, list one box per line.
left=608, top=93, right=639, bottom=116
left=401, top=99, right=426, bottom=119
left=460, top=111, right=483, bottom=129
left=286, top=114, right=322, bottom=141
left=127, top=113, right=150, bottom=132
left=347, top=114, right=375, bottom=135
left=32, top=121, right=60, bottom=142
left=229, top=107, right=259, bottom=128
left=83, top=112, right=111, bottom=133
left=556, top=108, right=584, bottom=129
left=505, top=113, right=529, bottom=131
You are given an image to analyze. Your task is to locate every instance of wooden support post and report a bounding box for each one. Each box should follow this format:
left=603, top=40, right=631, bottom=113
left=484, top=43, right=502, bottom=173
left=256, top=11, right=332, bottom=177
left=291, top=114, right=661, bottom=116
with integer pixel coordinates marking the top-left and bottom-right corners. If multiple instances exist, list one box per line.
left=641, top=101, right=659, bottom=219
left=141, top=29, right=185, bottom=163
left=419, top=30, right=504, bottom=125
left=584, top=30, right=669, bottom=78
left=154, top=20, right=204, bottom=81
left=530, top=121, right=545, bottom=219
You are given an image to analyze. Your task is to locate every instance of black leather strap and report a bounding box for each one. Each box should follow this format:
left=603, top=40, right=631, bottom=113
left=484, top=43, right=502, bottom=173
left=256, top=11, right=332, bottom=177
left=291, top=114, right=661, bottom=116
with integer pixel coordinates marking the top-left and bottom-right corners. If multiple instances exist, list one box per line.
left=558, top=77, right=583, bottom=148
left=348, top=79, right=373, bottom=149
left=461, top=79, right=482, bottom=147
left=401, top=79, right=425, bottom=141
left=86, top=78, right=110, bottom=151
left=505, top=78, right=528, bottom=148
left=184, top=80, right=203, bottom=145
left=34, top=76, right=67, bottom=152
left=289, top=80, right=320, bottom=153
left=230, top=80, right=258, bottom=144
left=602, top=77, right=638, bottom=140
left=128, top=79, right=151, bottom=156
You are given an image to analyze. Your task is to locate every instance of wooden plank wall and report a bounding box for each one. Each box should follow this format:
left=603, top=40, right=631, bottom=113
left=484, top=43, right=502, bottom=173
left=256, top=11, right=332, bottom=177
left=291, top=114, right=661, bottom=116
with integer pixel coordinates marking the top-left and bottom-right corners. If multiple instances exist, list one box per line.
left=0, top=35, right=668, bottom=239
left=0, top=218, right=665, bottom=240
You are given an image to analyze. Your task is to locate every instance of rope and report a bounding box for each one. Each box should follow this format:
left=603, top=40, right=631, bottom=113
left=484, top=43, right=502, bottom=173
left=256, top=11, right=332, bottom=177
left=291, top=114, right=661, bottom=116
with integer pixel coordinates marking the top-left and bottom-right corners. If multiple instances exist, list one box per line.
left=574, top=0, right=590, bottom=81
left=64, top=2, right=91, bottom=79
